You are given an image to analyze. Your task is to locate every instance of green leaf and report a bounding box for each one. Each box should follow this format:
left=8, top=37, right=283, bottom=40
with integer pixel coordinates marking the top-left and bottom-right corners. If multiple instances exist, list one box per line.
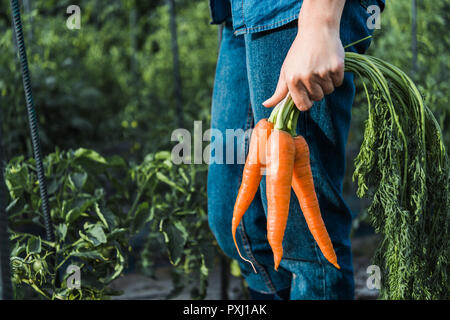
left=5, top=162, right=28, bottom=198
left=163, top=159, right=173, bottom=169
left=101, top=207, right=118, bottom=230
left=77, top=231, right=93, bottom=246
left=56, top=223, right=68, bottom=241
left=107, top=155, right=126, bottom=167
left=71, top=251, right=104, bottom=260
left=107, top=228, right=128, bottom=241
left=69, top=172, right=88, bottom=190
left=72, top=196, right=97, bottom=213
left=74, top=148, right=107, bottom=164
left=200, top=256, right=208, bottom=277
left=47, top=179, right=59, bottom=195
left=155, top=151, right=171, bottom=160
left=94, top=202, right=109, bottom=229
left=5, top=198, right=19, bottom=213
left=161, top=220, right=188, bottom=265
left=132, top=202, right=150, bottom=233
left=10, top=239, right=25, bottom=257
left=26, top=236, right=41, bottom=254
left=156, top=172, right=185, bottom=193
left=66, top=208, right=82, bottom=224
left=230, top=259, right=242, bottom=277
left=175, top=210, right=196, bottom=216
left=105, top=247, right=125, bottom=283
left=178, top=167, right=190, bottom=185
left=86, top=224, right=107, bottom=247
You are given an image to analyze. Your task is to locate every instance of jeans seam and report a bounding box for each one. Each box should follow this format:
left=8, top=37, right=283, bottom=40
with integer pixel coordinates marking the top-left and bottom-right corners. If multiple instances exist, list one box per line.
left=241, top=0, right=245, bottom=28
left=245, top=102, right=253, bottom=131
left=313, top=243, right=327, bottom=300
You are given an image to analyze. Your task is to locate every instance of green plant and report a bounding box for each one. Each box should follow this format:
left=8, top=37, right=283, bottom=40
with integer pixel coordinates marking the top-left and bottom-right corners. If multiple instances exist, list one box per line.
left=345, top=53, right=449, bottom=299
left=6, top=147, right=218, bottom=299
left=134, top=152, right=216, bottom=299
left=6, top=148, right=144, bottom=299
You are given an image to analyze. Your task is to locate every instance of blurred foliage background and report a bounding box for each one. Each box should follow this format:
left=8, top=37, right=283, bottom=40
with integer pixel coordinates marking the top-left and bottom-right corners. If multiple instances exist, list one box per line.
left=0, top=0, right=448, bottom=298
left=0, top=0, right=217, bottom=160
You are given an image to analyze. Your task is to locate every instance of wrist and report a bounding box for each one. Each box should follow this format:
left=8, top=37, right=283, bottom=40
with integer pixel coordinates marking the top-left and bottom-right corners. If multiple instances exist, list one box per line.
left=298, top=0, right=345, bottom=31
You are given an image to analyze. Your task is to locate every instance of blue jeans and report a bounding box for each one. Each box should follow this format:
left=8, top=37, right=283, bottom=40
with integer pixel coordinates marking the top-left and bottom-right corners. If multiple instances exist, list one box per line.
left=207, top=3, right=374, bottom=300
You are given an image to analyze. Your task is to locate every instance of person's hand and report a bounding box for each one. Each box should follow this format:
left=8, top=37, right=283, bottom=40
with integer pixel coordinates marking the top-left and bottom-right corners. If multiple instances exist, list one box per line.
left=263, top=0, right=346, bottom=111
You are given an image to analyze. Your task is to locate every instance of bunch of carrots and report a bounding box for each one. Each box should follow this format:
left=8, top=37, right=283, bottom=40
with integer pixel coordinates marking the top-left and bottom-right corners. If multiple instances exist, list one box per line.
left=231, top=49, right=449, bottom=298
left=231, top=94, right=339, bottom=272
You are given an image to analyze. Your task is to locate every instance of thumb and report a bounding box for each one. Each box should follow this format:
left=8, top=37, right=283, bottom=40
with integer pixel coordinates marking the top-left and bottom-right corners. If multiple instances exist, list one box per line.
left=262, top=75, right=288, bottom=108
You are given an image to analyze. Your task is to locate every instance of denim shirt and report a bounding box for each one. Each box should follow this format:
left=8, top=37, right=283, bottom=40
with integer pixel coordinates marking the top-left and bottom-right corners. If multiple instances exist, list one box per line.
left=209, top=0, right=385, bottom=36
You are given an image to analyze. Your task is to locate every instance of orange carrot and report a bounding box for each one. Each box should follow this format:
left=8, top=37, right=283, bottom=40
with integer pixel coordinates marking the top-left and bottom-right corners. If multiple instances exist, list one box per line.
left=232, top=119, right=273, bottom=273
left=266, top=129, right=296, bottom=271
left=291, top=135, right=340, bottom=269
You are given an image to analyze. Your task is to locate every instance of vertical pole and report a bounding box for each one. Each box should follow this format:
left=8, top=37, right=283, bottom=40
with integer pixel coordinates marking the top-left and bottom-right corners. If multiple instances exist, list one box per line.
left=10, top=0, right=54, bottom=243
left=167, top=0, right=183, bottom=128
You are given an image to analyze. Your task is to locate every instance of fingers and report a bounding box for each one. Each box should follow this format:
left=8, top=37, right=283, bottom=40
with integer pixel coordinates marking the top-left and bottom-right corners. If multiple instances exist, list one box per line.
left=303, top=77, right=325, bottom=101
left=329, top=59, right=345, bottom=87
left=262, top=74, right=289, bottom=108
left=287, top=69, right=341, bottom=111
left=287, top=79, right=312, bottom=111
left=316, top=73, right=335, bottom=95
left=264, top=58, right=344, bottom=111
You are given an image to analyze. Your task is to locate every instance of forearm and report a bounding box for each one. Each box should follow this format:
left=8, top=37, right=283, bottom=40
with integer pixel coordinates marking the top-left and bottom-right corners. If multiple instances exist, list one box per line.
left=298, top=0, right=346, bottom=31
